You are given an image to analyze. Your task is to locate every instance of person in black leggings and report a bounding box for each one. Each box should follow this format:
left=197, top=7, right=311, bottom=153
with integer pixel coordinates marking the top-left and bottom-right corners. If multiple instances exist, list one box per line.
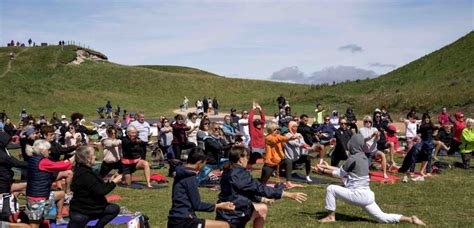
left=68, top=146, right=122, bottom=228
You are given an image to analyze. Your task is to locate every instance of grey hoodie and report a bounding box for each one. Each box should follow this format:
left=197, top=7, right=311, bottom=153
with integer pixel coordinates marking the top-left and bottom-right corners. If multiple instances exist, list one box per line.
left=333, top=134, right=370, bottom=189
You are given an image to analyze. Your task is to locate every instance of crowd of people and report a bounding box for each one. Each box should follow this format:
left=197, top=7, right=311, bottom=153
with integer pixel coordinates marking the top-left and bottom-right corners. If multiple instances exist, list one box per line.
left=1, top=97, right=472, bottom=227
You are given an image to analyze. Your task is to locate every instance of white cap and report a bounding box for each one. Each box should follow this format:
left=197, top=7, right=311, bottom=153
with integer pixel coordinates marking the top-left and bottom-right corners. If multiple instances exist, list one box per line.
left=61, top=115, right=67, bottom=119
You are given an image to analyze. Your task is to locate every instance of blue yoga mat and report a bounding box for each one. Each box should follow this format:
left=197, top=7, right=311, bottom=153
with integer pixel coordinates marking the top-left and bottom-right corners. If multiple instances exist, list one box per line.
left=50, top=215, right=136, bottom=228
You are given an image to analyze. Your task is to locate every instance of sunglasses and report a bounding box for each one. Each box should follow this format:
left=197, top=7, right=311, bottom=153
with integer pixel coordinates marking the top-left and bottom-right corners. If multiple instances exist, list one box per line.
left=324, top=119, right=330, bottom=121
left=212, top=128, right=220, bottom=131
left=203, top=122, right=209, bottom=125
left=340, top=122, right=347, bottom=125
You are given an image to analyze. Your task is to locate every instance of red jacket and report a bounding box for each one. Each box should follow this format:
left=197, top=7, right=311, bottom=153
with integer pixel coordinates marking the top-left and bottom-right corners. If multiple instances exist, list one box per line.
left=453, top=112, right=465, bottom=142
left=249, top=109, right=265, bottom=149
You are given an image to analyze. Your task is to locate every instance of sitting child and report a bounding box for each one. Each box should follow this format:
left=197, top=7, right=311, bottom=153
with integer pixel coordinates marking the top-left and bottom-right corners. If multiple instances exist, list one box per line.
left=168, top=152, right=235, bottom=228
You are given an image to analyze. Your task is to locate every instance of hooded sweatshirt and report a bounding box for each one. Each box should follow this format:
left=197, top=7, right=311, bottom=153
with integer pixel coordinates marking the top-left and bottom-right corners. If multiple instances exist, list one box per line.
left=0, top=132, right=27, bottom=193
left=168, top=165, right=215, bottom=219
left=332, top=134, right=370, bottom=189
left=453, top=112, right=465, bottom=142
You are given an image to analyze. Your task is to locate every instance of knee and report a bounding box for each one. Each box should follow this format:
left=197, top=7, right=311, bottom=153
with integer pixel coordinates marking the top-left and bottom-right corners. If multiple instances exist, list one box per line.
left=257, top=204, right=268, bottom=218
left=108, top=203, right=120, bottom=215
left=326, top=185, right=336, bottom=193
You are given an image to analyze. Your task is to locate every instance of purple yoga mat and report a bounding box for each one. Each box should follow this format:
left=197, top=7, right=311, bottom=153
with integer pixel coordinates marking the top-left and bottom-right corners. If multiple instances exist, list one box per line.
left=50, top=215, right=135, bottom=228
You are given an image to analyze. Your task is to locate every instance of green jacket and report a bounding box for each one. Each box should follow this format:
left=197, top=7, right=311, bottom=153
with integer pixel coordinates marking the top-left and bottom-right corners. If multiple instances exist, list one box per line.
left=461, top=128, right=474, bottom=153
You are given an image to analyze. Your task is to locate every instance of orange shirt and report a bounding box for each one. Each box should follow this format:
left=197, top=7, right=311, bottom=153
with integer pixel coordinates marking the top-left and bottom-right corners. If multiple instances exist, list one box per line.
left=264, top=134, right=289, bottom=166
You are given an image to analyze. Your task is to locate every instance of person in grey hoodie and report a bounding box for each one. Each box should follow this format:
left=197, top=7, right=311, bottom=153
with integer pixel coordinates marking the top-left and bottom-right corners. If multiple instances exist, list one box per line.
left=314, top=134, right=426, bottom=225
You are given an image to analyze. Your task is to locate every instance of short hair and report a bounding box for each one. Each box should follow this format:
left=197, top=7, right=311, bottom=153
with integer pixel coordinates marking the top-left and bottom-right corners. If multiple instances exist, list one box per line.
left=223, top=146, right=249, bottom=170
left=186, top=152, right=206, bottom=164
left=41, top=125, right=55, bottom=135
left=363, top=115, right=372, bottom=123
left=32, top=139, right=51, bottom=155
left=127, top=125, right=137, bottom=133
left=174, top=114, right=184, bottom=121
left=75, top=146, right=95, bottom=166
left=266, top=122, right=279, bottom=134
left=466, top=118, right=474, bottom=129
left=300, top=114, right=309, bottom=119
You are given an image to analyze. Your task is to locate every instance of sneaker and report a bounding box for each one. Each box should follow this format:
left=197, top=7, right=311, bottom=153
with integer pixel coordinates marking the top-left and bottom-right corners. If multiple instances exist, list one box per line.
left=306, top=176, right=312, bottom=182
left=56, top=218, right=69, bottom=225
left=402, top=175, right=408, bottom=183
left=411, top=176, right=425, bottom=182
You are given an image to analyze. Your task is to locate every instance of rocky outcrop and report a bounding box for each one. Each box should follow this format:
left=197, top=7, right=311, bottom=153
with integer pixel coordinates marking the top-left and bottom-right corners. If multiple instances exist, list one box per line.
left=68, top=48, right=108, bottom=65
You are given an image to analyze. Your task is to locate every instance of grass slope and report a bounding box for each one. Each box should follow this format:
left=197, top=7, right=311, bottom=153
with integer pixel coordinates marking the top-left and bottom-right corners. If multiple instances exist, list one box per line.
left=0, top=31, right=472, bottom=121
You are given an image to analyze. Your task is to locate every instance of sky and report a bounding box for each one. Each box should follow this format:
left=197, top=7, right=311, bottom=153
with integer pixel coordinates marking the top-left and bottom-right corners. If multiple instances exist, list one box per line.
left=1, top=0, right=472, bottom=82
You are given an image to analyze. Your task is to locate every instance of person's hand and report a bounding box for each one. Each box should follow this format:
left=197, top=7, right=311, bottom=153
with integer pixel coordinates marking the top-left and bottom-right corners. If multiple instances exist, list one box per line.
left=148, top=140, right=155, bottom=145
left=111, top=174, right=123, bottom=184
left=284, top=192, right=307, bottom=203
left=261, top=197, right=275, bottom=205
left=216, top=202, right=235, bottom=211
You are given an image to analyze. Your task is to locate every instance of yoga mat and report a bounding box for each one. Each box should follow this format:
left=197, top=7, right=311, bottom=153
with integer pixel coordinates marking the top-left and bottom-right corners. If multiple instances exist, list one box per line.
left=106, top=195, right=122, bottom=201
left=119, top=182, right=167, bottom=190
left=51, top=215, right=136, bottom=228
left=369, top=171, right=400, bottom=182
left=289, top=173, right=336, bottom=184
left=150, top=174, right=169, bottom=183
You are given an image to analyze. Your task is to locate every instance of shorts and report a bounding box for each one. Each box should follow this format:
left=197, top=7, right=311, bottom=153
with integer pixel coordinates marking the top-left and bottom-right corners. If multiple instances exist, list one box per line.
left=26, top=192, right=55, bottom=221
left=167, top=217, right=206, bottom=228
left=121, top=163, right=137, bottom=174
left=377, top=143, right=388, bottom=151
left=251, top=147, right=265, bottom=155
left=99, top=161, right=123, bottom=177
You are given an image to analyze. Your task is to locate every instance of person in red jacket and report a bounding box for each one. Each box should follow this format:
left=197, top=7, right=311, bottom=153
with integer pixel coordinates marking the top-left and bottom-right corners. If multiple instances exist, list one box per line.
left=247, top=101, right=265, bottom=169
left=437, top=107, right=454, bottom=127
left=448, top=112, right=465, bottom=155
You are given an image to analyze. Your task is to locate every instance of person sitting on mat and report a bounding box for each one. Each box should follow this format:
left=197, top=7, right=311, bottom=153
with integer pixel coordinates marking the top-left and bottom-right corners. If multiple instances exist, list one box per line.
left=121, top=125, right=152, bottom=188
left=196, top=122, right=231, bottom=186
left=99, top=126, right=123, bottom=178
left=314, top=134, right=426, bottom=225
left=26, top=140, right=72, bottom=227
left=260, top=122, right=300, bottom=185
left=331, top=117, right=353, bottom=167
left=69, top=146, right=121, bottom=228
left=217, top=146, right=307, bottom=228
left=168, top=152, right=235, bottom=228
left=283, top=121, right=312, bottom=185
left=359, top=115, right=388, bottom=179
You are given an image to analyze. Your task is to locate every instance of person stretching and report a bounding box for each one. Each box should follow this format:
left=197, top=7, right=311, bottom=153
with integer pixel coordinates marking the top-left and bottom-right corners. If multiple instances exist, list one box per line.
left=168, top=152, right=235, bottom=228
left=314, top=134, right=425, bottom=225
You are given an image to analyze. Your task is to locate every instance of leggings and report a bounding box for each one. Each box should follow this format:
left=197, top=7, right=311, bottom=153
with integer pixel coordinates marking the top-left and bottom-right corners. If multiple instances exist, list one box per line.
left=260, top=161, right=286, bottom=184
left=248, top=147, right=264, bottom=165
left=325, top=185, right=402, bottom=223
left=68, top=203, right=120, bottom=228
left=448, top=140, right=462, bottom=155
left=284, top=155, right=311, bottom=179
left=461, top=152, right=473, bottom=169
left=172, top=142, right=196, bottom=161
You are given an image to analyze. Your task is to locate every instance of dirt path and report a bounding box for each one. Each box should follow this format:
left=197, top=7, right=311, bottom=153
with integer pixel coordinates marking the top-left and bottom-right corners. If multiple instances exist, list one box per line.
left=1, top=48, right=29, bottom=78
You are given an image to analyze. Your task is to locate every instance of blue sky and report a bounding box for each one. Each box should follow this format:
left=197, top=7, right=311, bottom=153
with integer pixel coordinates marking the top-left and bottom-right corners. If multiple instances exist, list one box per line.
left=1, top=0, right=472, bottom=80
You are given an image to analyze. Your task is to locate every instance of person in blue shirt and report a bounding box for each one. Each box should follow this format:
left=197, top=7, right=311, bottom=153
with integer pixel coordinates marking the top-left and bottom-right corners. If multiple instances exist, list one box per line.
left=168, top=152, right=235, bottom=228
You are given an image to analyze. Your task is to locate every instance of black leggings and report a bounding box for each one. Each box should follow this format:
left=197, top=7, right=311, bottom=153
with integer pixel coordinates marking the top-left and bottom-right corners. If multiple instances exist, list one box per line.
left=68, top=203, right=120, bottom=228
left=448, top=140, right=462, bottom=155
left=461, top=152, right=473, bottom=169
left=260, top=161, right=286, bottom=184
left=285, top=155, right=311, bottom=179
left=172, top=142, right=196, bottom=161
left=248, top=152, right=262, bottom=165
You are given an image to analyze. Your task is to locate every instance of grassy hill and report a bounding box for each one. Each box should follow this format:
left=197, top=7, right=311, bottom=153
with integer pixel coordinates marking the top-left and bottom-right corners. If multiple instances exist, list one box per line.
left=0, top=31, right=472, bottom=121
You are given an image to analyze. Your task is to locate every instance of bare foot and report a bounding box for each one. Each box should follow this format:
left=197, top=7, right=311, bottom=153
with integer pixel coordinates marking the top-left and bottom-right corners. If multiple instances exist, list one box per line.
left=286, top=183, right=305, bottom=188
left=433, top=156, right=439, bottom=161
left=383, top=173, right=389, bottom=179
left=411, top=216, right=426, bottom=226
left=319, top=216, right=335, bottom=223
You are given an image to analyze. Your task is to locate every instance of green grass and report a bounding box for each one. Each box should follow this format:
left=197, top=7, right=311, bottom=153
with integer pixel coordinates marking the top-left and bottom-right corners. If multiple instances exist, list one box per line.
left=10, top=147, right=474, bottom=227
left=1, top=31, right=473, bottom=123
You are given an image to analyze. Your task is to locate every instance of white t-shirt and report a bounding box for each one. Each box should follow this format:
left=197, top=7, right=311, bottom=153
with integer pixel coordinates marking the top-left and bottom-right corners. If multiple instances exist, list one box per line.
left=239, top=118, right=250, bottom=144
left=186, top=119, right=201, bottom=145
left=359, top=127, right=379, bottom=153
left=129, top=120, right=151, bottom=142
left=405, top=120, right=421, bottom=138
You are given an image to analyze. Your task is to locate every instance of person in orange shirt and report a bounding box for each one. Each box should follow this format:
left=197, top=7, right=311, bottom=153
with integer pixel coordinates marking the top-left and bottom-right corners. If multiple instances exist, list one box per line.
left=260, top=122, right=299, bottom=185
